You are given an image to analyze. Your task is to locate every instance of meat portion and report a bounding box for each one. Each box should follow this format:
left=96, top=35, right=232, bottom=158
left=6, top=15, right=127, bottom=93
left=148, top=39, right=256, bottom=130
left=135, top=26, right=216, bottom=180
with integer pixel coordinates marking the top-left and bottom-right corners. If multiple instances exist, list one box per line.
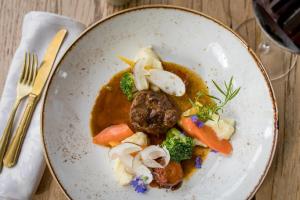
left=130, top=91, right=180, bottom=135
left=152, top=161, right=183, bottom=188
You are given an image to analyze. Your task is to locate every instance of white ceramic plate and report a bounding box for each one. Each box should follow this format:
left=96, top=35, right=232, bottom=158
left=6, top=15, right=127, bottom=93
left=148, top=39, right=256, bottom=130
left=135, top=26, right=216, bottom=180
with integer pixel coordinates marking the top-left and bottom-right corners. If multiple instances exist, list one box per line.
left=42, top=6, right=278, bottom=200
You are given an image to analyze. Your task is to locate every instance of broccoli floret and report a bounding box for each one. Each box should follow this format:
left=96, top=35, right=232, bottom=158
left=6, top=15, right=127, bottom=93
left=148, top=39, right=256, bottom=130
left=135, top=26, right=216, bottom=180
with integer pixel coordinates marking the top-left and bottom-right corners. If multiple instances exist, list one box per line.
left=120, top=72, right=135, bottom=101
left=162, top=128, right=194, bottom=162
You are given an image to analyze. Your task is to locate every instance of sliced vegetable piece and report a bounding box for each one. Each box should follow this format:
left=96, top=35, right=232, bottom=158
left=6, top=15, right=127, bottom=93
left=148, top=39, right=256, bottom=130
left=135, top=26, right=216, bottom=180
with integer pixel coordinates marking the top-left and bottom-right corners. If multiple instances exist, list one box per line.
left=140, top=145, right=170, bottom=168
left=179, top=117, right=232, bottom=155
left=205, top=114, right=235, bottom=140
left=109, top=143, right=142, bottom=174
left=109, top=143, right=142, bottom=160
left=93, top=124, right=134, bottom=146
left=142, top=159, right=163, bottom=169
left=133, top=153, right=153, bottom=184
left=133, top=59, right=149, bottom=91
left=134, top=46, right=163, bottom=70
left=146, top=69, right=186, bottom=96
left=122, top=132, right=148, bottom=146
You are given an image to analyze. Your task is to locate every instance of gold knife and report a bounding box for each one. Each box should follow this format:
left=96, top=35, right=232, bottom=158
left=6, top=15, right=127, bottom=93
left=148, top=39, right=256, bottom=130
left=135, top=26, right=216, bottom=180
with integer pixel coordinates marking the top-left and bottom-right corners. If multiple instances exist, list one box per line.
left=3, top=29, right=68, bottom=167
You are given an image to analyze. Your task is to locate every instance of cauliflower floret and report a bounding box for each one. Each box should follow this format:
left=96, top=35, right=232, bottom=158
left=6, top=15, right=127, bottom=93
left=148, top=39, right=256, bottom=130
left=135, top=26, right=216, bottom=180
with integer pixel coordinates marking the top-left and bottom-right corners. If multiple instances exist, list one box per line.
left=122, top=132, right=148, bottom=146
left=205, top=114, right=235, bottom=140
left=113, top=158, right=133, bottom=186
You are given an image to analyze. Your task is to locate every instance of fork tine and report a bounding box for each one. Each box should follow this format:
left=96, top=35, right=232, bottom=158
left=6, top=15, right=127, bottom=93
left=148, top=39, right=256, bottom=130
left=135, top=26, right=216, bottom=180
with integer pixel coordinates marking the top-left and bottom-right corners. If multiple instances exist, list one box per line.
left=31, top=54, right=38, bottom=85
left=28, top=53, right=34, bottom=85
left=30, top=53, right=35, bottom=84
left=34, top=54, right=38, bottom=78
left=19, top=53, right=28, bottom=83
left=22, top=53, right=30, bottom=84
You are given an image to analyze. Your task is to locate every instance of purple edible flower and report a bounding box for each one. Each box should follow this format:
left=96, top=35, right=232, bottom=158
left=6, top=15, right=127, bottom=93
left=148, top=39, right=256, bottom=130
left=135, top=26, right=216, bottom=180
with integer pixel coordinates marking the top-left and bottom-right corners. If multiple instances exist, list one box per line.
left=196, top=121, right=204, bottom=128
left=211, top=149, right=218, bottom=153
left=130, top=176, right=148, bottom=193
left=130, top=178, right=139, bottom=188
left=190, top=115, right=198, bottom=123
left=190, top=115, right=204, bottom=128
left=195, top=156, right=202, bottom=169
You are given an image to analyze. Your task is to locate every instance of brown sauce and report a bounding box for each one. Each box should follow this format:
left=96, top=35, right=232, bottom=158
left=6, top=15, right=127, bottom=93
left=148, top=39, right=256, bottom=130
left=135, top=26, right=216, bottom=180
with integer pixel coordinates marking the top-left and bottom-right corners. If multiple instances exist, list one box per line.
left=182, top=146, right=210, bottom=179
left=163, top=62, right=213, bottom=113
left=90, top=61, right=212, bottom=179
left=90, top=68, right=132, bottom=136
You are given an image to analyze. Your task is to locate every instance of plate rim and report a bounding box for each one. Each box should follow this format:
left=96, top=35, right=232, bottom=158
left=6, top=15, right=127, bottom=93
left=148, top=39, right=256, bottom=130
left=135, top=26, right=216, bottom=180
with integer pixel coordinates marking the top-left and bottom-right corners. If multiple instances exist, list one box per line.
left=41, top=5, right=278, bottom=200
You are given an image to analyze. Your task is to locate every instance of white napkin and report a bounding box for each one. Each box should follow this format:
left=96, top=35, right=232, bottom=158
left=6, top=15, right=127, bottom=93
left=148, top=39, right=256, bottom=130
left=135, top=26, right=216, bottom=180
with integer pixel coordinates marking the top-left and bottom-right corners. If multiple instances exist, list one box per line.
left=0, top=12, right=86, bottom=200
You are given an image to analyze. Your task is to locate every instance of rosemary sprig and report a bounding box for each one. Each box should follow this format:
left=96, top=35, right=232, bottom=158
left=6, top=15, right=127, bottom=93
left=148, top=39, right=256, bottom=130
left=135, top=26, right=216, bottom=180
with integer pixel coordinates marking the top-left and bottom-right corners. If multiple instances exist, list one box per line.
left=196, top=103, right=216, bottom=121
left=190, top=76, right=240, bottom=122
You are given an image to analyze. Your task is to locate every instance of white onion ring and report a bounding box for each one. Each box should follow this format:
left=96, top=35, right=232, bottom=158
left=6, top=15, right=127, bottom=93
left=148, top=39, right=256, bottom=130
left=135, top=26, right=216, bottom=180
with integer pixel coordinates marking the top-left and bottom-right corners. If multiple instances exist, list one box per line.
left=133, top=59, right=149, bottom=91
left=108, top=143, right=142, bottom=160
left=162, top=146, right=170, bottom=166
left=133, top=153, right=153, bottom=184
left=108, top=144, right=169, bottom=183
left=140, top=145, right=170, bottom=168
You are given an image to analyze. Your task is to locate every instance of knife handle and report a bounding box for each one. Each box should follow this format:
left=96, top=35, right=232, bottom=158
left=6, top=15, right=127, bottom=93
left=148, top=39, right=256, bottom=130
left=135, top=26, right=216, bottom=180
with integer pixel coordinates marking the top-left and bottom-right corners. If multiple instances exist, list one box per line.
left=3, top=94, right=39, bottom=167
left=0, top=100, right=21, bottom=172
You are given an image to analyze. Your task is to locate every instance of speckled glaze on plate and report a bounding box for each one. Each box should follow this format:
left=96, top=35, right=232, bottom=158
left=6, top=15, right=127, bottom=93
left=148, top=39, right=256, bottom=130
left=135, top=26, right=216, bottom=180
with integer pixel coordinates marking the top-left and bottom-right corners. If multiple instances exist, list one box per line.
left=42, top=5, right=278, bottom=200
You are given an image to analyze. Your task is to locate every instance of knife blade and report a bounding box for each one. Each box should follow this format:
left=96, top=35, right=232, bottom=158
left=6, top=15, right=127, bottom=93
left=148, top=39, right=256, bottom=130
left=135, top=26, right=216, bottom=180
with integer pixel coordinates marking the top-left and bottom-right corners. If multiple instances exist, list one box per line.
left=32, top=29, right=67, bottom=96
left=3, top=29, right=68, bottom=167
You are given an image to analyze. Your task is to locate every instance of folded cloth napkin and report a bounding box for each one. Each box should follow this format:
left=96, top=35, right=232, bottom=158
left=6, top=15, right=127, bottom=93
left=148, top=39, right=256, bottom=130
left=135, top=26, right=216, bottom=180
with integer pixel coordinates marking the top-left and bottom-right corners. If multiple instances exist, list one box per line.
left=0, top=12, right=86, bottom=200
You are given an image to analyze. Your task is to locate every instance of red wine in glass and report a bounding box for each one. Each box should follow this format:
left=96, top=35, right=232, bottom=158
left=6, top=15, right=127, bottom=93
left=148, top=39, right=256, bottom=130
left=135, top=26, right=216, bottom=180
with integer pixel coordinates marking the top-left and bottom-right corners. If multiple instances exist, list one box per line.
left=253, top=0, right=300, bottom=53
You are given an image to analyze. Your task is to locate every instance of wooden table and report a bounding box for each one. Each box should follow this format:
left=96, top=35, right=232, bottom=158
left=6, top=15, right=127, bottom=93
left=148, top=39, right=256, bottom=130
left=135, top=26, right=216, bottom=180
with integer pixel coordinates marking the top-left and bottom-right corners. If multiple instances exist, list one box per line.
left=0, top=0, right=299, bottom=199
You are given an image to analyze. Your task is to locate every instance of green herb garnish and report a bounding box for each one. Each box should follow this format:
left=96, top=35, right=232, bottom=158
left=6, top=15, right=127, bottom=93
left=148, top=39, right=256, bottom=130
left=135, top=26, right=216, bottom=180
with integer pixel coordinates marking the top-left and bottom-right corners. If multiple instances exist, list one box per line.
left=120, top=72, right=136, bottom=101
left=190, top=77, right=240, bottom=122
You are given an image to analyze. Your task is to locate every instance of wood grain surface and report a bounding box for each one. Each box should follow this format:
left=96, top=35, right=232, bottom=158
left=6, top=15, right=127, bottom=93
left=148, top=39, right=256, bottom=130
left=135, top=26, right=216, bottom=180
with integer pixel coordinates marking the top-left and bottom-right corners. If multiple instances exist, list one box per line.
left=0, top=0, right=299, bottom=200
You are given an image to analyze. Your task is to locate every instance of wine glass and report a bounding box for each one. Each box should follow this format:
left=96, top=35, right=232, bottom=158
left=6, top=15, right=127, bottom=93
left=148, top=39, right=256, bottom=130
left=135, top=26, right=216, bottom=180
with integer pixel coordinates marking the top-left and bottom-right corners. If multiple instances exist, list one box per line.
left=235, top=0, right=299, bottom=81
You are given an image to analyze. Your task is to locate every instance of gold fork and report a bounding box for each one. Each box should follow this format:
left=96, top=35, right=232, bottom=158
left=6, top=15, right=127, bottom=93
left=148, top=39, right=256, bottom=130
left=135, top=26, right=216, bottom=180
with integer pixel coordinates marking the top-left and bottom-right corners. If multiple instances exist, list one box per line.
left=0, top=53, right=38, bottom=172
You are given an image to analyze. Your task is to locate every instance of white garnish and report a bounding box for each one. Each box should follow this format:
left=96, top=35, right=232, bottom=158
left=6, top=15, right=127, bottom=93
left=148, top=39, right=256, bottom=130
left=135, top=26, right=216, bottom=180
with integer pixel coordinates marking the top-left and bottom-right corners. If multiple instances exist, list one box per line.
left=121, top=132, right=148, bottom=146
left=132, top=153, right=153, bottom=184
left=133, top=59, right=149, bottom=91
left=147, top=69, right=186, bottom=96
left=140, top=145, right=170, bottom=168
left=134, top=46, right=163, bottom=70
left=109, top=143, right=142, bottom=160
left=205, top=114, right=235, bottom=140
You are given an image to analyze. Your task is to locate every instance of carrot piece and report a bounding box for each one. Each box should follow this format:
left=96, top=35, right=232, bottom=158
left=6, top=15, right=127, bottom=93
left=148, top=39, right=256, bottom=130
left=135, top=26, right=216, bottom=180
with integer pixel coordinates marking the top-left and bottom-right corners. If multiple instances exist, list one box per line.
left=179, top=117, right=232, bottom=155
left=93, top=124, right=134, bottom=146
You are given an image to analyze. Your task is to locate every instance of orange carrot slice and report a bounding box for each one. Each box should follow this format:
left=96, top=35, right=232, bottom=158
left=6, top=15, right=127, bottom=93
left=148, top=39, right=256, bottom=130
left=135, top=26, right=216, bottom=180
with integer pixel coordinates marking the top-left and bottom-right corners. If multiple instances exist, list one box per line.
left=179, top=117, right=232, bottom=155
left=93, top=124, right=134, bottom=146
